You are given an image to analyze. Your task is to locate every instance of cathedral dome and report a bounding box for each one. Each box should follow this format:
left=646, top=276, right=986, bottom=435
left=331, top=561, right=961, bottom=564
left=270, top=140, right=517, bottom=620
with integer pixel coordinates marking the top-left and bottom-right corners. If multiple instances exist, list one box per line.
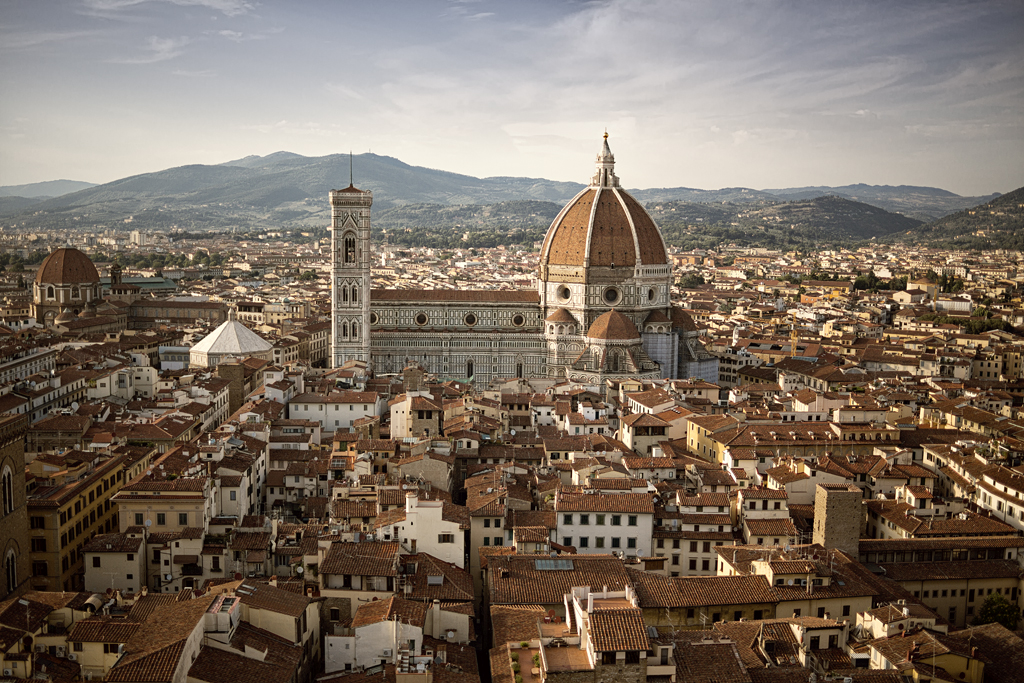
left=34, top=247, right=100, bottom=286
left=540, top=135, right=668, bottom=269
left=587, top=309, right=640, bottom=341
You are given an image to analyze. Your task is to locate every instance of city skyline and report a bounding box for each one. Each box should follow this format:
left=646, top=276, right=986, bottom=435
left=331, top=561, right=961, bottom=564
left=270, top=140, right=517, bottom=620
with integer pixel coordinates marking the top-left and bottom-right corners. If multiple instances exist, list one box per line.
left=1, top=0, right=1022, bottom=196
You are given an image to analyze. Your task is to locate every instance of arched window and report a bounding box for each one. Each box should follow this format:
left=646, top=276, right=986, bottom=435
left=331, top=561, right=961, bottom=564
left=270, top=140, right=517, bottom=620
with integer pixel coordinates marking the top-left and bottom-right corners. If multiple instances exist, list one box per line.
left=1, top=467, right=12, bottom=516
left=4, top=550, right=15, bottom=596
left=341, top=323, right=348, bottom=339
left=71, top=286, right=80, bottom=299
left=344, top=234, right=356, bottom=264
left=467, top=360, right=474, bottom=378
left=609, top=352, right=620, bottom=372
left=517, top=363, right=523, bottom=379
left=342, top=287, right=348, bottom=303
left=47, top=286, right=55, bottom=299
left=351, top=324, right=358, bottom=340
left=351, top=287, right=358, bottom=303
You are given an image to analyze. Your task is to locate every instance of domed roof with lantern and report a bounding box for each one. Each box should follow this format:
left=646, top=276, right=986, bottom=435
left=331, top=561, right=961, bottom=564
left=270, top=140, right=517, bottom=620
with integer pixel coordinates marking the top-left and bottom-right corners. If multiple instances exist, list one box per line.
left=539, top=134, right=668, bottom=270
left=34, top=247, right=100, bottom=286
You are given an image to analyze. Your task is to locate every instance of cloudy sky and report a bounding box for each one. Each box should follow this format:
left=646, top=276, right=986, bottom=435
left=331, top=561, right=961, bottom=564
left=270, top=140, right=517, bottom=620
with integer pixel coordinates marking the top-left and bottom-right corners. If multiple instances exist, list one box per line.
left=1, top=0, right=1022, bottom=195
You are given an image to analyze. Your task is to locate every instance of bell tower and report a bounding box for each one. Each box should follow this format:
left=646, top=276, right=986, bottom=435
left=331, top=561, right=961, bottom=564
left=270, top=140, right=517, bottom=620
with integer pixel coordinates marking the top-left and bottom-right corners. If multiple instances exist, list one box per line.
left=330, top=179, right=372, bottom=368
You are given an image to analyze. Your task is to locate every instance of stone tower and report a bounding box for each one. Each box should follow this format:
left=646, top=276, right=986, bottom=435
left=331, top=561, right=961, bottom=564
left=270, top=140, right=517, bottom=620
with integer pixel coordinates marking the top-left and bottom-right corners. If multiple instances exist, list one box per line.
left=330, top=182, right=373, bottom=368
left=813, top=483, right=863, bottom=558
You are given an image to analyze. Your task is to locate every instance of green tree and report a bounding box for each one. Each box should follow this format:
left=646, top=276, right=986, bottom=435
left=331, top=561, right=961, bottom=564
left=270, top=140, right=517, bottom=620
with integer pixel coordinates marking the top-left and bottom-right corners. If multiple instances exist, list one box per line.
left=678, top=273, right=705, bottom=288
left=972, top=593, right=1019, bottom=630
left=299, top=270, right=319, bottom=281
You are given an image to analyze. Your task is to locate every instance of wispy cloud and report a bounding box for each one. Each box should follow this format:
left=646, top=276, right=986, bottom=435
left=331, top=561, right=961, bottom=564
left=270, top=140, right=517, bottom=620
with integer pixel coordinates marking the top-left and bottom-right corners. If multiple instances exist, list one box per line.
left=326, top=83, right=365, bottom=101
left=0, top=29, right=98, bottom=51
left=208, top=27, right=283, bottom=42
left=82, top=0, right=254, bottom=17
left=172, top=68, right=215, bottom=77
left=110, top=35, right=190, bottom=63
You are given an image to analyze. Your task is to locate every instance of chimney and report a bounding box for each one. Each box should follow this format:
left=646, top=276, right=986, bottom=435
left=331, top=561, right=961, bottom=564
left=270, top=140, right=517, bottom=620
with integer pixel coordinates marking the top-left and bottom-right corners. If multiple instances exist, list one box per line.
left=406, top=491, right=417, bottom=513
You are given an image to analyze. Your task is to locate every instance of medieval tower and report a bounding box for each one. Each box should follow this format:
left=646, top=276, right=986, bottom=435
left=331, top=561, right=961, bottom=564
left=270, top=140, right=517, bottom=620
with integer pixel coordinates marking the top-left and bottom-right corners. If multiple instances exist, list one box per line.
left=330, top=182, right=373, bottom=368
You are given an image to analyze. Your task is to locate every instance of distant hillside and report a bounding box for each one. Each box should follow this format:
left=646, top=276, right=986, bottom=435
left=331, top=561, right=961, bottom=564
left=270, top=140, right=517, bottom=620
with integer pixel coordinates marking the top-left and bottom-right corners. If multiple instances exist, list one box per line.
left=369, top=195, right=923, bottom=251
left=0, top=151, right=996, bottom=238
left=649, top=196, right=923, bottom=250
left=375, top=200, right=561, bottom=230
left=904, top=187, right=1024, bottom=250
left=0, top=179, right=96, bottom=198
left=0, top=153, right=584, bottom=231
left=762, top=183, right=1001, bottom=222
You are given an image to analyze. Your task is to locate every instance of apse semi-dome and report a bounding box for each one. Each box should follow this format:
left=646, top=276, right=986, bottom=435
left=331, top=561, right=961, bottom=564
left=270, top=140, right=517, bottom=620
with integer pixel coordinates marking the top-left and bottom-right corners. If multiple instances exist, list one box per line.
left=540, top=135, right=668, bottom=269
left=34, top=247, right=100, bottom=286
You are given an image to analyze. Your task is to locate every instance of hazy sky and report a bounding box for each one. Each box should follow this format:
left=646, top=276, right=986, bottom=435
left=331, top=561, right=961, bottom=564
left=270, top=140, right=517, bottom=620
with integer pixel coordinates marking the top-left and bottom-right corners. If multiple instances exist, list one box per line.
left=1, top=0, right=1022, bottom=195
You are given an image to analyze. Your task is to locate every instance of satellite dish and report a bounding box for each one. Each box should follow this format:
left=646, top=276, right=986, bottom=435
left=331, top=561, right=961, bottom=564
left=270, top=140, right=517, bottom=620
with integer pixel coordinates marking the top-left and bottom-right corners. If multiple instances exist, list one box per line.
left=144, top=519, right=152, bottom=527
left=636, top=549, right=644, bottom=557
left=71, top=401, right=79, bottom=412
left=510, top=430, right=516, bottom=436
left=788, top=579, right=795, bottom=585
left=295, top=566, right=304, bottom=574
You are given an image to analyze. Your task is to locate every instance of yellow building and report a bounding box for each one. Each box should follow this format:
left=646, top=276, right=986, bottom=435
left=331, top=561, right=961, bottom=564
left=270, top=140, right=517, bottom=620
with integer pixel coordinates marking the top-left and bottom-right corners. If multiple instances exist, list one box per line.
left=26, top=454, right=126, bottom=591
left=111, top=476, right=213, bottom=534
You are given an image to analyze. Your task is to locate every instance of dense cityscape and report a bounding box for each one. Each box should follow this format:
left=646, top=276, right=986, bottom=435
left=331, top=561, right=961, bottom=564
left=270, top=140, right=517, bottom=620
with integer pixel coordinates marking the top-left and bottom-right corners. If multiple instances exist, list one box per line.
left=0, top=135, right=1019, bottom=683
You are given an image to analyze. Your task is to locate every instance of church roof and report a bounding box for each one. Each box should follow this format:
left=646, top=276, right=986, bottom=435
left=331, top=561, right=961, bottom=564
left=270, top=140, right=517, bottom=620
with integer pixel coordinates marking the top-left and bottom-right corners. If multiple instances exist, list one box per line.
left=545, top=308, right=577, bottom=323
left=540, top=135, right=668, bottom=269
left=35, top=247, right=100, bottom=286
left=191, top=315, right=273, bottom=357
left=644, top=309, right=672, bottom=324
left=587, top=310, right=640, bottom=341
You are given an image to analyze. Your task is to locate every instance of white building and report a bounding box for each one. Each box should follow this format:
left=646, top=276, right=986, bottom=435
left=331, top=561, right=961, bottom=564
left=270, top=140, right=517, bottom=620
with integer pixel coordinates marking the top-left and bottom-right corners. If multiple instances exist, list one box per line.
left=374, top=492, right=469, bottom=568
left=555, top=491, right=655, bottom=558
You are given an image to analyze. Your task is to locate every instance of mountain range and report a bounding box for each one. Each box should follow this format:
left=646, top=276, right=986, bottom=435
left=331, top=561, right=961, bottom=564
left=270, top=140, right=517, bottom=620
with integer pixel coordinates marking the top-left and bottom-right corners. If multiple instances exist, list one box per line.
left=0, top=152, right=1012, bottom=247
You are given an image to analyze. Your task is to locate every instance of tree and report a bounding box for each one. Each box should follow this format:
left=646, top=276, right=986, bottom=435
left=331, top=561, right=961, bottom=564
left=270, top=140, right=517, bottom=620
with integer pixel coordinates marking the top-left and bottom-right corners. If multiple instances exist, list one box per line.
left=678, top=273, right=705, bottom=288
left=972, top=593, right=1019, bottom=630
left=299, top=270, right=319, bottom=281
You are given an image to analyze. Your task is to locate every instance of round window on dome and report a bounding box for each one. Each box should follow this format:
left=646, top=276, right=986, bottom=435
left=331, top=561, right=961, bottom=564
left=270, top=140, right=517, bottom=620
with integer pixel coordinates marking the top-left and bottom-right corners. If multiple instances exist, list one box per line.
left=465, top=313, right=477, bottom=326
left=559, top=286, right=572, bottom=302
left=648, top=288, right=656, bottom=302
left=512, top=314, right=525, bottom=327
left=603, top=287, right=620, bottom=305
left=414, top=312, right=428, bottom=326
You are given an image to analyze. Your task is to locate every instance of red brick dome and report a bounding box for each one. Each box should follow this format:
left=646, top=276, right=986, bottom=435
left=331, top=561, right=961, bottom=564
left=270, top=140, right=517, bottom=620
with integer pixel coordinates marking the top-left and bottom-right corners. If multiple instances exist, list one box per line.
left=34, top=248, right=100, bottom=286
left=540, top=136, right=667, bottom=269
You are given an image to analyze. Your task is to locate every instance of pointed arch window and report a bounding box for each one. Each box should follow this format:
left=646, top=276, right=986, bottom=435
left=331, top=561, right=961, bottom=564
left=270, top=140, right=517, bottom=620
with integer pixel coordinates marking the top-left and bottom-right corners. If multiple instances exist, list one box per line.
left=344, top=234, right=356, bottom=264
left=351, top=324, right=358, bottom=340
left=352, top=287, right=358, bottom=303
left=4, top=551, right=15, bottom=596
left=342, top=287, right=349, bottom=303
left=1, top=467, right=12, bottom=516
left=341, top=323, right=348, bottom=339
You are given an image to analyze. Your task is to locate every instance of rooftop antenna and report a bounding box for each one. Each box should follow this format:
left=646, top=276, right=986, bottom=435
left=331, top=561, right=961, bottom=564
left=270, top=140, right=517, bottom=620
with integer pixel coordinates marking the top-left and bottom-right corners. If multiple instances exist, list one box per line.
left=349, top=151, right=354, bottom=187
